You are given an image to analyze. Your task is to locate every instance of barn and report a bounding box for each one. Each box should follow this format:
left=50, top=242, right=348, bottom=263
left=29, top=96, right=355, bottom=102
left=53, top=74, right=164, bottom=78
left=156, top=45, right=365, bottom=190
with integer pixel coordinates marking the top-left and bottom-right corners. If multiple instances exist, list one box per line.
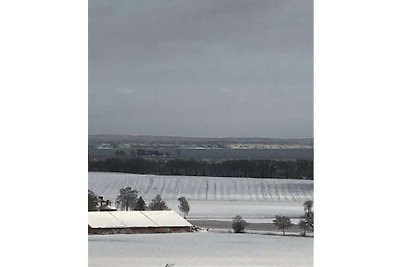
left=88, top=210, right=193, bottom=235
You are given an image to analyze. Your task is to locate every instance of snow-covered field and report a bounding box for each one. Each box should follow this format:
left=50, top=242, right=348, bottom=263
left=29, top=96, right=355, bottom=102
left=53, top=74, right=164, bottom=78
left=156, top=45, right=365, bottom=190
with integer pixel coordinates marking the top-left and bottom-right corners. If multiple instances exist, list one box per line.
left=89, top=172, right=313, bottom=202
left=89, top=232, right=313, bottom=267
left=89, top=173, right=313, bottom=266
left=89, top=172, right=313, bottom=218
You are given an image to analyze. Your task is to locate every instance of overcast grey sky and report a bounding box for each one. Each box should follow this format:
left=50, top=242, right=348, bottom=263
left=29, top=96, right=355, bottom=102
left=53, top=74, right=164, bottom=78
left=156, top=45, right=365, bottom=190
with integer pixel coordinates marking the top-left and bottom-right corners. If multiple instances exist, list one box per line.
left=89, top=0, right=313, bottom=138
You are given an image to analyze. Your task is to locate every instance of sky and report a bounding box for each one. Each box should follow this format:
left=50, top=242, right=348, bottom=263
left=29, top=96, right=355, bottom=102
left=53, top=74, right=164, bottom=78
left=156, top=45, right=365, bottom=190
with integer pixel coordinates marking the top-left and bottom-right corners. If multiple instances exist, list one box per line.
left=89, top=0, right=313, bottom=138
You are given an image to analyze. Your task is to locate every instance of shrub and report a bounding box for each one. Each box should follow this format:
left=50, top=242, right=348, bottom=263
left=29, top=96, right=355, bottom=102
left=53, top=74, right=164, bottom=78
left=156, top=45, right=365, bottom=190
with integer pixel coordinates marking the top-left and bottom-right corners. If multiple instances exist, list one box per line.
left=232, top=215, right=248, bottom=233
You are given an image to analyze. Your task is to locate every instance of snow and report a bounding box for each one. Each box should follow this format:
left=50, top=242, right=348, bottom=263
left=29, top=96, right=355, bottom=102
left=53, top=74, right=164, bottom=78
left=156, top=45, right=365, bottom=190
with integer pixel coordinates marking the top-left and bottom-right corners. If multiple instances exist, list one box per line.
left=88, top=173, right=313, bottom=266
left=110, top=211, right=158, bottom=227
left=143, top=211, right=192, bottom=227
left=88, top=232, right=313, bottom=267
left=88, top=211, right=192, bottom=228
left=88, top=172, right=313, bottom=202
left=88, top=212, right=127, bottom=228
left=185, top=200, right=306, bottom=218
left=198, top=217, right=301, bottom=224
left=89, top=172, right=313, bottom=219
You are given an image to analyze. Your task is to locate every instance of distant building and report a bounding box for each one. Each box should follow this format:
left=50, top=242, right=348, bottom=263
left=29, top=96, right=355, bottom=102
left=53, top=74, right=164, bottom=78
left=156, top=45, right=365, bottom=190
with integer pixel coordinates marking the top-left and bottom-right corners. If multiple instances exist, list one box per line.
left=88, top=210, right=193, bottom=235
left=98, top=196, right=117, bottom=211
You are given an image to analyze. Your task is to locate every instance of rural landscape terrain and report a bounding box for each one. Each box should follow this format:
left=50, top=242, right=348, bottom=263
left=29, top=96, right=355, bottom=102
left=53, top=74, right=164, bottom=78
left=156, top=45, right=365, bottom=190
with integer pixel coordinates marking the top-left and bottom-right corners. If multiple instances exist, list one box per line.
left=89, top=172, right=313, bottom=218
left=88, top=135, right=314, bottom=267
left=88, top=0, right=314, bottom=265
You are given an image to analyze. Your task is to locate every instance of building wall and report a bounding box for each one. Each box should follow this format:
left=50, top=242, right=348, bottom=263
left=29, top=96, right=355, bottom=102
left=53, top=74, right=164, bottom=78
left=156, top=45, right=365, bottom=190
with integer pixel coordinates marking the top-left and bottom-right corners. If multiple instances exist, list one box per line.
left=88, top=226, right=192, bottom=235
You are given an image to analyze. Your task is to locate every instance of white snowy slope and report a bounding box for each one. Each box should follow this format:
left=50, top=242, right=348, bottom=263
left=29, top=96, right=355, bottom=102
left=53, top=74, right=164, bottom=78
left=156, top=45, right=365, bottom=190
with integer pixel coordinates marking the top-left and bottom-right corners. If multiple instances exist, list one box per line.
left=89, top=172, right=313, bottom=218
left=89, top=172, right=313, bottom=202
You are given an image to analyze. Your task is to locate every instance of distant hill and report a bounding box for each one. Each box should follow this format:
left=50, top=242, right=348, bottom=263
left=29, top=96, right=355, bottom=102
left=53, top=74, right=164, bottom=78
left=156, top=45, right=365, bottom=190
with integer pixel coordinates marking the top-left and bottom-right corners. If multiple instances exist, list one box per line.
left=88, top=135, right=313, bottom=161
left=89, top=134, right=313, bottom=147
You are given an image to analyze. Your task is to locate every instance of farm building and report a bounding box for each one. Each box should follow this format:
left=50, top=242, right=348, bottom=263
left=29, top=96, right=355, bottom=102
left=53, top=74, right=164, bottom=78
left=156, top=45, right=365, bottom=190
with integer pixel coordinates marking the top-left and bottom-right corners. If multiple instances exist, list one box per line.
left=88, top=210, right=193, bottom=235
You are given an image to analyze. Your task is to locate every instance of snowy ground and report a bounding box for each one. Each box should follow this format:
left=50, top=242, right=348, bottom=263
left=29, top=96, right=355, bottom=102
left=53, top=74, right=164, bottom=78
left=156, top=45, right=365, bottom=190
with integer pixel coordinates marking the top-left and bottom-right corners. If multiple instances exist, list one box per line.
left=89, top=172, right=313, bottom=218
left=88, top=232, right=313, bottom=267
left=193, top=217, right=301, bottom=224
left=185, top=200, right=305, bottom=218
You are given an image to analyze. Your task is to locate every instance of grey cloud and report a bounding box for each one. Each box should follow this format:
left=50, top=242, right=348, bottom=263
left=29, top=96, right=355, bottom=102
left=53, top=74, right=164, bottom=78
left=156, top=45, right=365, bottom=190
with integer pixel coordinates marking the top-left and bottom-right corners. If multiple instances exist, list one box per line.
left=89, top=0, right=313, bottom=138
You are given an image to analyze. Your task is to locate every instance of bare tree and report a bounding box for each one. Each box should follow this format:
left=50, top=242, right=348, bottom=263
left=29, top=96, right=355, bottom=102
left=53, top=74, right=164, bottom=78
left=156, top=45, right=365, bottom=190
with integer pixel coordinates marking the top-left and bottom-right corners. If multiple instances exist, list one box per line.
left=273, top=215, right=293, bottom=236
left=178, top=196, right=190, bottom=218
left=299, top=200, right=314, bottom=235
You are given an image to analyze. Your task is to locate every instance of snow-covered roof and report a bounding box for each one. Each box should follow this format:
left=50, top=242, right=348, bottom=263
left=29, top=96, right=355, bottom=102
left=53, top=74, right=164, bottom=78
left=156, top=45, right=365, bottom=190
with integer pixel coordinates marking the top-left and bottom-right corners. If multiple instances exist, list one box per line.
left=88, top=210, right=192, bottom=228
left=88, top=211, right=126, bottom=228
left=142, top=211, right=192, bottom=227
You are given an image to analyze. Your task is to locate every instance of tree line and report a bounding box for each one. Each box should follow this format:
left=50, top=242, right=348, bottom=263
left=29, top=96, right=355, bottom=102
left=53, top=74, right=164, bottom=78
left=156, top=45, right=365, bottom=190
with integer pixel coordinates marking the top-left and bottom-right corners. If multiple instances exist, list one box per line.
left=89, top=158, right=313, bottom=179
left=89, top=188, right=190, bottom=217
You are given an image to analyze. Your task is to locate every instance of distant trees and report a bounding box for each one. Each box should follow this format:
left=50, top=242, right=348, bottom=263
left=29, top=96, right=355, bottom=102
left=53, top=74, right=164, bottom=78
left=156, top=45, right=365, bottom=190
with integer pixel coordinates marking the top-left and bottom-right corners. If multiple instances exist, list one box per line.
left=273, top=215, right=293, bottom=236
left=88, top=158, right=314, bottom=180
left=114, top=150, right=127, bottom=157
left=148, top=194, right=169, bottom=210
left=115, top=187, right=138, bottom=211
left=135, top=196, right=147, bottom=211
left=88, top=190, right=98, bottom=211
left=178, top=196, right=190, bottom=218
left=232, top=215, right=248, bottom=233
left=91, top=187, right=181, bottom=212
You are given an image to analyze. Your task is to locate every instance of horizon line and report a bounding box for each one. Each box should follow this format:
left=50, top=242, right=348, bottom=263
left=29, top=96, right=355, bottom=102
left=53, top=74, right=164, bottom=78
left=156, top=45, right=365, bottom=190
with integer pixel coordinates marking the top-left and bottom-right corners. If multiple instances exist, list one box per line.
left=88, top=133, right=313, bottom=140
